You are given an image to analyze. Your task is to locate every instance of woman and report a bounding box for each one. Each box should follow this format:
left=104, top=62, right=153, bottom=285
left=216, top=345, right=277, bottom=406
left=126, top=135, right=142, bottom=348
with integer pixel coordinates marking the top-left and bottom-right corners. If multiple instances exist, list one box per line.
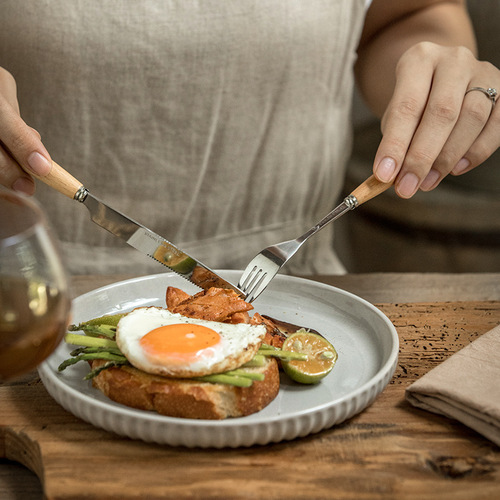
left=0, top=0, right=498, bottom=275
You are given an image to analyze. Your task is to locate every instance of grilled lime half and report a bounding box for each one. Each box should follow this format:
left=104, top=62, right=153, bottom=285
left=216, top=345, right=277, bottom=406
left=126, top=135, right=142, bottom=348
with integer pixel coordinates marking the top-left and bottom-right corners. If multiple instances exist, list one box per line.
left=281, top=330, right=337, bottom=384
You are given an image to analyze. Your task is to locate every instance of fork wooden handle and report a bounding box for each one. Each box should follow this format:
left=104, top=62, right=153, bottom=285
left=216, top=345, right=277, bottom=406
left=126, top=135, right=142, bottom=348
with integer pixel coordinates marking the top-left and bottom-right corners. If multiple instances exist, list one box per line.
left=350, top=175, right=393, bottom=206
left=32, top=161, right=84, bottom=199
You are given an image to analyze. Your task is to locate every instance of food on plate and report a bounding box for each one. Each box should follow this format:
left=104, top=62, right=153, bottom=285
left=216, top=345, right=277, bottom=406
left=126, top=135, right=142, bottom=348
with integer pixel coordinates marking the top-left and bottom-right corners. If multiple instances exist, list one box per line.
left=166, top=286, right=253, bottom=322
left=281, top=331, right=338, bottom=384
left=116, top=307, right=266, bottom=378
left=59, top=286, right=337, bottom=419
left=88, top=355, right=279, bottom=420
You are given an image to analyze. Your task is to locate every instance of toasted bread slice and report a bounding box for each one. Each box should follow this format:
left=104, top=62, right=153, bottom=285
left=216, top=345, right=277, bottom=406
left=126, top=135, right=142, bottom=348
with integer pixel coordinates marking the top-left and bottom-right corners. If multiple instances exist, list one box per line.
left=90, top=356, right=279, bottom=420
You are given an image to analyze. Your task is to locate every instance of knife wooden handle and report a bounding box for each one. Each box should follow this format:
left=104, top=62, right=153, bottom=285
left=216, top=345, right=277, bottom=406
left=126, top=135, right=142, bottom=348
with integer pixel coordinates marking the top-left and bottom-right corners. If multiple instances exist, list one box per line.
left=350, top=175, right=392, bottom=206
left=32, top=161, right=84, bottom=199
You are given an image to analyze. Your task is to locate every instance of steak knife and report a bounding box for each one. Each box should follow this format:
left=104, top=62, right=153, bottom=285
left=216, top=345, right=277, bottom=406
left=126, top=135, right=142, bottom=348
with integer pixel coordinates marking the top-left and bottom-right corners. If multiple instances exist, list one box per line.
left=33, top=161, right=244, bottom=295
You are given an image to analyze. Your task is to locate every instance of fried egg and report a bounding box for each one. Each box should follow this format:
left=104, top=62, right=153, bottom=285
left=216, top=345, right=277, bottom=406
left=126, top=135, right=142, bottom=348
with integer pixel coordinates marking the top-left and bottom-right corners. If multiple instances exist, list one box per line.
left=116, top=307, right=267, bottom=378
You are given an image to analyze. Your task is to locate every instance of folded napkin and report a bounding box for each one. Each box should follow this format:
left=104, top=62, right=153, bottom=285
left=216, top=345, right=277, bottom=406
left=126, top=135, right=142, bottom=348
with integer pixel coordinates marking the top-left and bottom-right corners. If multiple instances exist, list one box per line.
left=406, top=324, right=500, bottom=446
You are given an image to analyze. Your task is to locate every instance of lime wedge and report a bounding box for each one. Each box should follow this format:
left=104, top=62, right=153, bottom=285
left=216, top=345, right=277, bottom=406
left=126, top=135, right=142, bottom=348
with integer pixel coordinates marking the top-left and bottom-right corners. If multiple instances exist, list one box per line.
left=281, top=331, right=337, bottom=384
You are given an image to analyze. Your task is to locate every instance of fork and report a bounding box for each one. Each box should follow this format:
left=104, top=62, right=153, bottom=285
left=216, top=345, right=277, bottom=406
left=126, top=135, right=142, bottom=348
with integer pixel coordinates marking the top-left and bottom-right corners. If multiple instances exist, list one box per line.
left=238, top=175, right=393, bottom=302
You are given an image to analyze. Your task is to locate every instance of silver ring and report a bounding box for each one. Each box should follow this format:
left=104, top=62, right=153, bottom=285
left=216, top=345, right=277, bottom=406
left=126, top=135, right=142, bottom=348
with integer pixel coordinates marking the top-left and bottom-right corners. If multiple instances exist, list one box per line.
left=465, top=87, right=497, bottom=108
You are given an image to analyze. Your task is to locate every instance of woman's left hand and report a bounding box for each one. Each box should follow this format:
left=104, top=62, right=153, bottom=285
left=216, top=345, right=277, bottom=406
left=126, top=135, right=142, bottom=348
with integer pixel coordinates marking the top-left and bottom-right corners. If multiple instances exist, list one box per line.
left=373, top=41, right=500, bottom=198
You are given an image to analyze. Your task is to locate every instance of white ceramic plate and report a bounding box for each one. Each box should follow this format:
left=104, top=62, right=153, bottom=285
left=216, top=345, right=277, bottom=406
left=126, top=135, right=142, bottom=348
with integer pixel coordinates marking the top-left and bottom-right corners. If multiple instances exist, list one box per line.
left=38, top=271, right=398, bottom=448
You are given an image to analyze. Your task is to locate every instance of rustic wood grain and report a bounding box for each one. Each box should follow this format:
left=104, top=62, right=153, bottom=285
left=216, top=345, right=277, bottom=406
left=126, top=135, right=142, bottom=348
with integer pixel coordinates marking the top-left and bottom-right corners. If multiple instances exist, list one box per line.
left=1, top=300, right=499, bottom=500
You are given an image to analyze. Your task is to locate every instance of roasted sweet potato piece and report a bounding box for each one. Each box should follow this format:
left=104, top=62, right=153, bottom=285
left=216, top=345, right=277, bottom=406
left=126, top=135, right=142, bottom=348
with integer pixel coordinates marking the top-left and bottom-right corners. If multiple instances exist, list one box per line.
left=251, top=313, right=288, bottom=348
left=166, top=286, right=191, bottom=309
left=190, top=266, right=235, bottom=290
left=224, top=311, right=251, bottom=324
left=167, top=287, right=253, bottom=322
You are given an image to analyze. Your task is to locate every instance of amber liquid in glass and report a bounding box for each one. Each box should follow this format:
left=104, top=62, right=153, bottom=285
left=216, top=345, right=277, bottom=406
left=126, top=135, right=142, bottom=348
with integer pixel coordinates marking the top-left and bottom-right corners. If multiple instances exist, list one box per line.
left=0, top=277, right=70, bottom=380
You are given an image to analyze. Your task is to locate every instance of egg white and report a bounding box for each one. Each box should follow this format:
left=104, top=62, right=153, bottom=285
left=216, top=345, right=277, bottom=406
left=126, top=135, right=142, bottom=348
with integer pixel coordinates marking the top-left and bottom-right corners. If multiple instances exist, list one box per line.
left=116, top=307, right=267, bottom=378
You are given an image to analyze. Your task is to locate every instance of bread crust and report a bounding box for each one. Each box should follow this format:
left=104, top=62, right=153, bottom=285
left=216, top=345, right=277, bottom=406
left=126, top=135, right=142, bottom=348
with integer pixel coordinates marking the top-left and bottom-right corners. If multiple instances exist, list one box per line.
left=90, top=357, right=279, bottom=420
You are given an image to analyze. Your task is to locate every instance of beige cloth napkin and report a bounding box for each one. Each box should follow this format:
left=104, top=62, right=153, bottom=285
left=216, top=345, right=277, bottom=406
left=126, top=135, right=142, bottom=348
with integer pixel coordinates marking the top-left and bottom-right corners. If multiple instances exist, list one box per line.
left=406, top=324, right=500, bottom=446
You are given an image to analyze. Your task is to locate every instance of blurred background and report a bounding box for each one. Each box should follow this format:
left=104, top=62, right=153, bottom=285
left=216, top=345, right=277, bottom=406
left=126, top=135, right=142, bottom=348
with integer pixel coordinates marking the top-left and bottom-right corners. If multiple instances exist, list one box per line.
left=335, top=0, right=500, bottom=273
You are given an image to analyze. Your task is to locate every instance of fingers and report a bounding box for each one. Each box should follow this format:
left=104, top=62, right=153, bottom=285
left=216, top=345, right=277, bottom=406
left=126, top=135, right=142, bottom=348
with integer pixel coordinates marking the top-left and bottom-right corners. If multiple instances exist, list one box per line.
left=0, top=146, right=35, bottom=195
left=451, top=89, right=500, bottom=177
left=375, top=43, right=470, bottom=197
left=0, top=97, right=52, bottom=178
left=416, top=87, right=489, bottom=192
left=420, top=85, right=496, bottom=191
left=373, top=43, right=500, bottom=198
left=374, top=46, right=435, bottom=190
left=0, top=68, right=52, bottom=195
left=0, top=67, right=19, bottom=113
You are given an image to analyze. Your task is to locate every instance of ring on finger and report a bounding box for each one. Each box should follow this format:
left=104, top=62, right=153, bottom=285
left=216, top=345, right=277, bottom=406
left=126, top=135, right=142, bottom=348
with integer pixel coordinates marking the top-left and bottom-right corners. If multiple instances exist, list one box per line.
left=465, top=87, right=497, bottom=110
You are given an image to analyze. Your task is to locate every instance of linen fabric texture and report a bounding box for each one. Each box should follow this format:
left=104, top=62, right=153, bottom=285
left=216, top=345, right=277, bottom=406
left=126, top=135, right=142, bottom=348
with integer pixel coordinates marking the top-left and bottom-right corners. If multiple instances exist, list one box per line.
left=0, top=0, right=366, bottom=275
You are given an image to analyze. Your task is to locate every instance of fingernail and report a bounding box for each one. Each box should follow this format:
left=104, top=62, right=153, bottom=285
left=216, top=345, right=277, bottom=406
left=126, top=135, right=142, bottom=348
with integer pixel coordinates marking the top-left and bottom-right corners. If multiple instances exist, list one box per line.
left=397, top=173, right=419, bottom=198
left=452, top=158, right=470, bottom=175
left=375, top=157, right=397, bottom=182
left=12, top=177, right=36, bottom=195
left=27, top=152, right=51, bottom=176
left=420, top=169, right=440, bottom=191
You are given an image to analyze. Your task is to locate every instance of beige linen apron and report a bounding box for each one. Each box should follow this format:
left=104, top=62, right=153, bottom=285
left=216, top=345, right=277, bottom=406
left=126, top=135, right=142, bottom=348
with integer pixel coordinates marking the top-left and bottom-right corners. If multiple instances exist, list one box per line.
left=0, top=0, right=366, bottom=275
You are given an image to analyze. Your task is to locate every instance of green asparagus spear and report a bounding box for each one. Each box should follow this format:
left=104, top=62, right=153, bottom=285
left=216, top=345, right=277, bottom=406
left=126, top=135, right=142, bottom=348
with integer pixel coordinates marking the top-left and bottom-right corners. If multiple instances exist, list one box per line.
left=84, top=360, right=130, bottom=380
left=195, top=373, right=253, bottom=387
left=58, top=351, right=128, bottom=371
left=64, top=333, right=118, bottom=349
left=257, top=348, right=308, bottom=361
left=69, top=313, right=126, bottom=331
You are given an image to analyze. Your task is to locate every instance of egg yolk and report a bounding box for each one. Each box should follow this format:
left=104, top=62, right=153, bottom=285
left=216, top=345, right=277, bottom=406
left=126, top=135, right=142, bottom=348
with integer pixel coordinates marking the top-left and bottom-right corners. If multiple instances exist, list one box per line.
left=139, top=323, right=221, bottom=361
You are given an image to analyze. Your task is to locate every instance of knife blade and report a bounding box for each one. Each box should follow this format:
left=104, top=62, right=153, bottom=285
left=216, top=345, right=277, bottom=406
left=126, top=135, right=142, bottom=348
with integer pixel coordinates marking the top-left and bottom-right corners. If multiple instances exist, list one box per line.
left=33, top=161, right=244, bottom=295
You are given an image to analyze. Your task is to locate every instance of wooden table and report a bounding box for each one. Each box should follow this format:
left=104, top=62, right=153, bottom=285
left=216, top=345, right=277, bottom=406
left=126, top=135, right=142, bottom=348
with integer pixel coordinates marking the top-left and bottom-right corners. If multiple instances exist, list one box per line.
left=1, top=272, right=500, bottom=500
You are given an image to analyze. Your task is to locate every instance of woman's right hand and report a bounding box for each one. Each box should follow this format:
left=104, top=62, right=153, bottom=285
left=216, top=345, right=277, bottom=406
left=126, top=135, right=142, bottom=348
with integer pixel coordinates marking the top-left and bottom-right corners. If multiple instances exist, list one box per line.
left=0, top=66, right=52, bottom=195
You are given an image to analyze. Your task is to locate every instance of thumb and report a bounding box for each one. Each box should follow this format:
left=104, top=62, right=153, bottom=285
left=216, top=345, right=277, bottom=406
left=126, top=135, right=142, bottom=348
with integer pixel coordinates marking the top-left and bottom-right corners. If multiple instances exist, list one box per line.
left=0, top=100, right=52, bottom=178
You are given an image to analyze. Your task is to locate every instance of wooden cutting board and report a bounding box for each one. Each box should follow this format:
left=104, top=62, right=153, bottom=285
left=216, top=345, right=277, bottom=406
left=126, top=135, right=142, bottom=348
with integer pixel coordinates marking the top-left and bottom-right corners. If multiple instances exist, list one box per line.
left=1, top=301, right=500, bottom=500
